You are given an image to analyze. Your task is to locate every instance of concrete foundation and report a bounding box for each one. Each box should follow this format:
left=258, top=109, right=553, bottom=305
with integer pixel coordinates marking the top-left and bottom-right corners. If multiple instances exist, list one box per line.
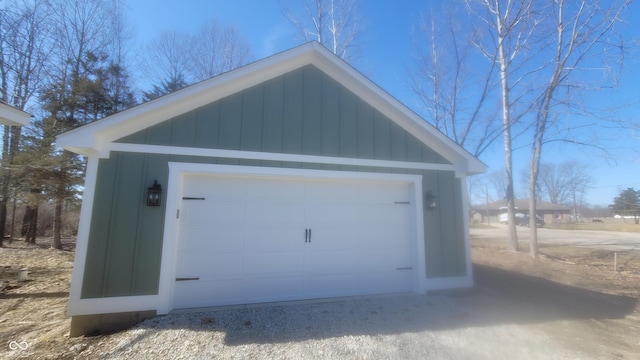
left=70, top=310, right=157, bottom=337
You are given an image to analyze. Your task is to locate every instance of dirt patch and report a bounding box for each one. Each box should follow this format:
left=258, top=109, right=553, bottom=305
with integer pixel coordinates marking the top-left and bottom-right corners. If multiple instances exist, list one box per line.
left=1, top=232, right=639, bottom=359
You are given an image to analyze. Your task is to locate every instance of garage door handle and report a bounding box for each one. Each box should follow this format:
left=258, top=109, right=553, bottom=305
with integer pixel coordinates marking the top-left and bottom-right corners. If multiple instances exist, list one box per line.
left=396, top=267, right=413, bottom=271
left=309, top=229, right=311, bottom=243
left=176, top=277, right=200, bottom=281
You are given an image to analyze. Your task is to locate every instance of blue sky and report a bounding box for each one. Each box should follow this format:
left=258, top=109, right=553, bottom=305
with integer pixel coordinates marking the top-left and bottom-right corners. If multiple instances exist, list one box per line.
left=128, top=0, right=639, bottom=206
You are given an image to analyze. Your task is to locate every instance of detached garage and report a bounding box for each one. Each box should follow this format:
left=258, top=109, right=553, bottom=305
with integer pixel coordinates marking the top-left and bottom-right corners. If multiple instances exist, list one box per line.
left=57, top=42, right=486, bottom=335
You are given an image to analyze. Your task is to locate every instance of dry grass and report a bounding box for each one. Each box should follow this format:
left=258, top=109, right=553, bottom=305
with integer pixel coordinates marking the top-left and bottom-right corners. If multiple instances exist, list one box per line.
left=0, top=238, right=79, bottom=359
left=539, top=245, right=640, bottom=275
left=545, top=221, right=640, bottom=232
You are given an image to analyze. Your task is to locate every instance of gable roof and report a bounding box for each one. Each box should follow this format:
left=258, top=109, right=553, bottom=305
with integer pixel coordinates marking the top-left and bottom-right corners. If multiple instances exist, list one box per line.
left=56, top=42, right=486, bottom=175
left=0, top=101, right=30, bottom=126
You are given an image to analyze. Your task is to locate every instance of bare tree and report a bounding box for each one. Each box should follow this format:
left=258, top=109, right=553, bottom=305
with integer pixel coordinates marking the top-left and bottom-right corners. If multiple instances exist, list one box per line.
left=189, top=18, right=251, bottom=82
left=412, top=3, right=501, bottom=157
left=0, top=0, right=52, bottom=246
left=528, top=161, right=592, bottom=219
left=280, top=0, right=364, bottom=62
left=527, top=0, right=631, bottom=257
left=140, top=18, right=252, bottom=99
left=105, top=0, right=136, bottom=113
left=139, top=29, right=192, bottom=91
left=48, top=0, right=117, bottom=95
left=486, top=168, right=509, bottom=201
left=42, top=0, right=125, bottom=249
left=466, top=0, right=540, bottom=252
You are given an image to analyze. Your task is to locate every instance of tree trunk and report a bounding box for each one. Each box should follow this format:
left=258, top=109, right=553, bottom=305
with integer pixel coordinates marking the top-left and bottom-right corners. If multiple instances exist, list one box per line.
left=528, top=115, right=545, bottom=258
left=496, top=18, right=518, bottom=252
left=0, top=200, right=6, bottom=247
left=22, top=205, right=38, bottom=243
left=0, top=125, right=10, bottom=247
left=53, top=196, right=63, bottom=249
left=27, top=206, right=37, bottom=244
left=528, top=180, right=539, bottom=257
left=9, top=196, right=17, bottom=243
left=0, top=126, right=22, bottom=247
left=21, top=207, right=30, bottom=237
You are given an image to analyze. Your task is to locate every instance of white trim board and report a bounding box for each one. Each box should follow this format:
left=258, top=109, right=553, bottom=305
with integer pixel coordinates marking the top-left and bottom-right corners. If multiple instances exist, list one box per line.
left=108, top=143, right=459, bottom=173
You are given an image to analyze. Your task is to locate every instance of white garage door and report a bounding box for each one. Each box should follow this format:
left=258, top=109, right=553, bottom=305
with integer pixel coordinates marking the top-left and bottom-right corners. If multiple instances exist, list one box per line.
left=172, top=173, right=416, bottom=309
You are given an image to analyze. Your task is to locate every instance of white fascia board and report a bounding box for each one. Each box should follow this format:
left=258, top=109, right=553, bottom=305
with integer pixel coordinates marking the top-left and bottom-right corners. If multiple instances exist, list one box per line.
left=0, top=102, right=30, bottom=126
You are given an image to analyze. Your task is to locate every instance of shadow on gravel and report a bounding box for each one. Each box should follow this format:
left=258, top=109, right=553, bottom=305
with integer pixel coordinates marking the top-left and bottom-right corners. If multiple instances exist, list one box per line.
left=131, top=264, right=637, bottom=346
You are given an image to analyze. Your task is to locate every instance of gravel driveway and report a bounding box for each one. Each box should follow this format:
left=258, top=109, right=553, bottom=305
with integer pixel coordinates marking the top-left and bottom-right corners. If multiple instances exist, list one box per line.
left=72, top=261, right=637, bottom=360
left=80, top=294, right=573, bottom=360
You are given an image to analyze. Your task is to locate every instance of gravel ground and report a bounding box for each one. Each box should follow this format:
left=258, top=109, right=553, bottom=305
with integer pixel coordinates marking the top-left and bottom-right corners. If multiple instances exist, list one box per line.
left=3, top=231, right=637, bottom=359
left=73, top=294, right=585, bottom=360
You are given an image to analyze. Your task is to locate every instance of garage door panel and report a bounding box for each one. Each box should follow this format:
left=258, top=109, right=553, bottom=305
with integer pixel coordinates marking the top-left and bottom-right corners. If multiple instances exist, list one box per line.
left=358, top=250, right=411, bottom=271
left=244, top=251, right=304, bottom=275
left=183, top=201, right=245, bottom=226
left=245, top=227, right=304, bottom=250
left=305, top=181, right=359, bottom=202
left=305, top=250, right=357, bottom=273
left=357, top=182, right=411, bottom=203
left=360, top=226, right=411, bottom=249
left=308, top=226, right=359, bottom=249
left=179, top=226, right=245, bottom=251
left=244, top=276, right=305, bottom=301
left=305, top=273, right=360, bottom=296
left=358, top=272, right=412, bottom=293
left=245, top=201, right=305, bottom=226
left=183, top=176, right=246, bottom=201
left=176, top=251, right=244, bottom=279
left=174, top=279, right=244, bottom=309
left=246, top=178, right=305, bottom=201
left=358, top=203, right=410, bottom=224
left=306, top=203, right=358, bottom=224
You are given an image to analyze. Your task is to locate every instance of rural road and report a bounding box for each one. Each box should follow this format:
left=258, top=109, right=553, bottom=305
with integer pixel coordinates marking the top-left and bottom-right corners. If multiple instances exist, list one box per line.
left=471, top=224, right=640, bottom=253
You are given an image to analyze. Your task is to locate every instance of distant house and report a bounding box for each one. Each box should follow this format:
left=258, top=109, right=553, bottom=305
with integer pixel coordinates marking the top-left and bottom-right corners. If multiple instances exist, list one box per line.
left=0, top=101, right=30, bottom=126
left=473, top=199, right=571, bottom=225
left=57, top=42, right=486, bottom=336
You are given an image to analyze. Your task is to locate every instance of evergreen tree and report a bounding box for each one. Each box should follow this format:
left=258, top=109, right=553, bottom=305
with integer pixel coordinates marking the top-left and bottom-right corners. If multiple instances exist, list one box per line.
left=20, top=51, right=135, bottom=247
left=609, top=188, right=640, bottom=224
left=142, top=74, right=189, bottom=102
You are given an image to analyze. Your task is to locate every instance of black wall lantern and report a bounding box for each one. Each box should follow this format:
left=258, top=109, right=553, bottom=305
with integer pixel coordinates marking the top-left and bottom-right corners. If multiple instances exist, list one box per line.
left=425, top=191, right=437, bottom=210
left=147, top=180, right=162, bottom=207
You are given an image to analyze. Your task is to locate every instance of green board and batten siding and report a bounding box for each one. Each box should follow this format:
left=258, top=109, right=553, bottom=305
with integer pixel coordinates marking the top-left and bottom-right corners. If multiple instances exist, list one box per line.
left=81, top=65, right=466, bottom=299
